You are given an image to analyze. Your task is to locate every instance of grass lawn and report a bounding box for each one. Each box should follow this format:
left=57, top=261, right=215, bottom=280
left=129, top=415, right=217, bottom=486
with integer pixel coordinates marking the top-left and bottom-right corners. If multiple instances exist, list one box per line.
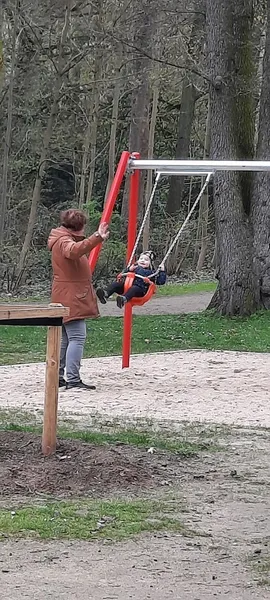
left=0, top=498, right=187, bottom=541
left=1, top=422, right=215, bottom=456
left=157, top=280, right=216, bottom=296
left=0, top=310, right=270, bottom=365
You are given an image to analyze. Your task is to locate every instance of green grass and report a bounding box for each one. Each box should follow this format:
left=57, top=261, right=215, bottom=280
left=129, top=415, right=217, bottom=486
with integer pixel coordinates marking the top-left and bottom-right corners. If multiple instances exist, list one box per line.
left=0, top=498, right=186, bottom=541
left=0, top=310, right=270, bottom=365
left=249, top=554, right=270, bottom=587
left=156, top=281, right=216, bottom=296
left=0, top=422, right=215, bottom=456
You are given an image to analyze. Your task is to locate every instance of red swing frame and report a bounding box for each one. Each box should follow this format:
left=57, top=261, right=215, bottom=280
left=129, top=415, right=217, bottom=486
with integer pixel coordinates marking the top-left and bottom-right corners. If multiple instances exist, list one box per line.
left=89, top=151, right=150, bottom=369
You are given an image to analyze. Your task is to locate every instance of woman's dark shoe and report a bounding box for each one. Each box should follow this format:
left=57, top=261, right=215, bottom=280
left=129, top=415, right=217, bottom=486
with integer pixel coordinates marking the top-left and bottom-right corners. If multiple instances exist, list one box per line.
left=66, top=380, right=96, bottom=390
left=96, top=288, right=107, bottom=304
left=59, top=378, right=67, bottom=388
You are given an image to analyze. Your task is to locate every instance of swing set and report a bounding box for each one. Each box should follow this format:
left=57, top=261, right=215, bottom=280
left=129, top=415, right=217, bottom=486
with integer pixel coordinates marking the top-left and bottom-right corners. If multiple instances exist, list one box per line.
left=89, top=152, right=270, bottom=369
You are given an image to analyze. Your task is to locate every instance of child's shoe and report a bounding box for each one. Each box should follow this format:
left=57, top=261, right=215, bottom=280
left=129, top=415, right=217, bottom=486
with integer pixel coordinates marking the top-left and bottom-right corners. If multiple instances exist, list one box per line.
left=116, top=295, right=127, bottom=309
left=96, top=288, right=107, bottom=304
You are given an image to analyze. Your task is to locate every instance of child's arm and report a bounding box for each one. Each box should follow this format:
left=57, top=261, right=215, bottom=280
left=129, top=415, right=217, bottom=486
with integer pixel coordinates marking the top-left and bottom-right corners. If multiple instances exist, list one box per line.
left=156, top=263, right=167, bottom=285
left=121, top=263, right=137, bottom=275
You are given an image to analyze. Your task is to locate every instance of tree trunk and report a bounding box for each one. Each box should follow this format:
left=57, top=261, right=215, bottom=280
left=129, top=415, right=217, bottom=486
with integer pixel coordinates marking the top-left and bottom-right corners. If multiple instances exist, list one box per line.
left=0, top=0, right=18, bottom=258
left=251, top=0, right=270, bottom=308
left=85, top=64, right=102, bottom=204
left=104, top=49, right=123, bottom=203
left=165, top=76, right=198, bottom=216
left=16, top=0, right=72, bottom=282
left=0, top=0, right=3, bottom=90
left=79, top=1, right=103, bottom=207
left=206, top=0, right=258, bottom=315
left=78, top=93, right=95, bottom=208
left=142, top=79, right=159, bottom=250
left=195, top=96, right=211, bottom=270
left=166, top=3, right=206, bottom=216
left=121, top=1, right=155, bottom=223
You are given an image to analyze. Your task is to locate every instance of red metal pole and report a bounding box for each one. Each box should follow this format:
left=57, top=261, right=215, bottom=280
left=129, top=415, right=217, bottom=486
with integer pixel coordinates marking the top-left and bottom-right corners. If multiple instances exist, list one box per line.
left=122, top=152, right=140, bottom=369
left=89, top=150, right=130, bottom=272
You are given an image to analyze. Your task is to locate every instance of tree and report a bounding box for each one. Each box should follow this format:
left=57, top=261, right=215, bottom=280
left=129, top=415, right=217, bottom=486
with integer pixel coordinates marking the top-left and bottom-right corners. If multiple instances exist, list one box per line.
left=121, top=0, right=157, bottom=222
left=206, top=0, right=258, bottom=315
left=252, top=0, right=270, bottom=308
left=16, top=0, right=73, bottom=282
left=166, top=1, right=206, bottom=216
left=0, top=0, right=19, bottom=257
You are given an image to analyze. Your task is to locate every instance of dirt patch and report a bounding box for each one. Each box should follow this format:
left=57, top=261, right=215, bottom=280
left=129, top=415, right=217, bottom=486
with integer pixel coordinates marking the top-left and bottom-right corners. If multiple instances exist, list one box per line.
left=0, top=431, right=193, bottom=498
left=1, top=427, right=270, bottom=598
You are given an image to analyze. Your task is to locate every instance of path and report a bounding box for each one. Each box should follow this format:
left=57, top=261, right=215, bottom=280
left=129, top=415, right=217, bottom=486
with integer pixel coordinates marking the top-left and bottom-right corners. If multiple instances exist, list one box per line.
left=99, top=291, right=213, bottom=316
left=1, top=528, right=268, bottom=600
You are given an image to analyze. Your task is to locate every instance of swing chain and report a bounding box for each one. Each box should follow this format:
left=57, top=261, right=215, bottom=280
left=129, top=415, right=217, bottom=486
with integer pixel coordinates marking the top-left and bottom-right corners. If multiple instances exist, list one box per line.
left=126, top=170, right=212, bottom=273
left=127, top=171, right=161, bottom=268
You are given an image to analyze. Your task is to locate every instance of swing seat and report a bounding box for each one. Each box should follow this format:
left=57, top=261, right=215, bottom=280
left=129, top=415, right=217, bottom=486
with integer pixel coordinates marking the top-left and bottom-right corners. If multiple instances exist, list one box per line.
left=123, top=272, right=156, bottom=307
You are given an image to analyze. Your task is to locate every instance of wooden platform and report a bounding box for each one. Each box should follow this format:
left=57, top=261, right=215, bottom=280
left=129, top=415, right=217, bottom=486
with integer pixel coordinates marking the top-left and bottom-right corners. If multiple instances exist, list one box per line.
left=0, top=303, right=69, bottom=456
left=0, top=303, right=69, bottom=325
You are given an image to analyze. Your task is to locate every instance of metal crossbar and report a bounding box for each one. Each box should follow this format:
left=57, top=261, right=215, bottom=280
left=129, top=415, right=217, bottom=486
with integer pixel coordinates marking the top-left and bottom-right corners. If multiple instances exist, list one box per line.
left=128, top=159, right=270, bottom=172
left=156, top=170, right=213, bottom=176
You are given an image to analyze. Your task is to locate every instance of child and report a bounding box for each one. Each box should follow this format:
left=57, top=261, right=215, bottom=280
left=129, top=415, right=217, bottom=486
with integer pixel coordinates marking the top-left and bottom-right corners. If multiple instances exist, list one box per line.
left=96, top=250, right=167, bottom=308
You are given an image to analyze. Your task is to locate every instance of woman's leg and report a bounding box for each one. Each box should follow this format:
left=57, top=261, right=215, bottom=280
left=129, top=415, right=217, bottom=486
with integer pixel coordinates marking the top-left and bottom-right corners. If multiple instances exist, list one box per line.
left=65, top=320, right=87, bottom=384
left=59, top=325, right=68, bottom=384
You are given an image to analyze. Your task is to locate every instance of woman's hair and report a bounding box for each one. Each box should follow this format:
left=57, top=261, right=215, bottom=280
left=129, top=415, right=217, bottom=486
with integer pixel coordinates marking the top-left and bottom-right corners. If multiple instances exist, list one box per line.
left=60, top=209, right=87, bottom=231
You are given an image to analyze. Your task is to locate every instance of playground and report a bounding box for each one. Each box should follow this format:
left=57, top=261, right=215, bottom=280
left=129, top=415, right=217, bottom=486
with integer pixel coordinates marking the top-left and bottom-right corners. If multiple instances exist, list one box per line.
left=2, top=156, right=270, bottom=597
left=1, top=344, right=270, bottom=598
left=1, top=290, right=270, bottom=598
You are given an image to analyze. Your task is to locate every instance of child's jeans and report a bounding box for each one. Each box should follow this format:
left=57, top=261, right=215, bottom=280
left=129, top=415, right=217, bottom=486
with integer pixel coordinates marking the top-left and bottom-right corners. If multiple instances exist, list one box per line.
left=106, top=281, right=145, bottom=302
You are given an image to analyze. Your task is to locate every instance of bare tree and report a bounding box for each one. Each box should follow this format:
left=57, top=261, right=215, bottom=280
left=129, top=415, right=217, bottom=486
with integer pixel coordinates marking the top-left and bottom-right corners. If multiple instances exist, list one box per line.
left=121, top=0, right=156, bottom=223
left=104, top=45, right=123, bottom=203
left=166, top=2, right=206, bottom=216
left=0, top=0, right=19, bottom=258
left=16, top=0, right=73, bottom=282
left=142, top=70, right=160, bottom=250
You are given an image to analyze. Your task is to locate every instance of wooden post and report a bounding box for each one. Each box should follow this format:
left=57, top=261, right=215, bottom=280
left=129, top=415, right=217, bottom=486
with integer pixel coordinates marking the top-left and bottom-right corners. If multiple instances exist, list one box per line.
left=0, top=303, right=69, bottom=456
left=42, top=325, right=62, bottom=456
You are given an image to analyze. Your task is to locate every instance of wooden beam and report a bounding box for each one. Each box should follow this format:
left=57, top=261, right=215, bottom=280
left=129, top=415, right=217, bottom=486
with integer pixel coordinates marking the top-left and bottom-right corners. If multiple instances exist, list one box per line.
left=0, top=303, right=70, bottom=456
left=42, top=324, right=62, bottom=456
left=0, top=303, right=69, bottom=321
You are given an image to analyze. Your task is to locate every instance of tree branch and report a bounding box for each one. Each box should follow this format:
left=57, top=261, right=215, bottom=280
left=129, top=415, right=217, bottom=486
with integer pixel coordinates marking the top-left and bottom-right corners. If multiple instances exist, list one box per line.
left=107, top=32, right=211, bottom=82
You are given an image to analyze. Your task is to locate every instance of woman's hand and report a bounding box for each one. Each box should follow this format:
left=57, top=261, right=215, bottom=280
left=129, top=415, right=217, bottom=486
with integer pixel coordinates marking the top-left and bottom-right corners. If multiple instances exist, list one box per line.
left=98, top=222, right=110, bottom=240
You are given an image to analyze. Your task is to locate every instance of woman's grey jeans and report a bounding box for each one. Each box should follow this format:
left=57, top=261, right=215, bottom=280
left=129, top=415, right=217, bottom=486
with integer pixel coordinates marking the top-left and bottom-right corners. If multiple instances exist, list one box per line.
left=59, top=319, right=87, bottom=383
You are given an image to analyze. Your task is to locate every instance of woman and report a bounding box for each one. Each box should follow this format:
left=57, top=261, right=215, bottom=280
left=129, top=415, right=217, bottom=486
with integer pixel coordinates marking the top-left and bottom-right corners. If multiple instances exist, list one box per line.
left=48, top=209, right=109, bottom=390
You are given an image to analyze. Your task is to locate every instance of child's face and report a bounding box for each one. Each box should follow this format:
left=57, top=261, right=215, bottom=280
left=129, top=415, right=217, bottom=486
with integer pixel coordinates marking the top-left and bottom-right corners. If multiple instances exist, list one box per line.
left=137, top=254, right=151, bottom=268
